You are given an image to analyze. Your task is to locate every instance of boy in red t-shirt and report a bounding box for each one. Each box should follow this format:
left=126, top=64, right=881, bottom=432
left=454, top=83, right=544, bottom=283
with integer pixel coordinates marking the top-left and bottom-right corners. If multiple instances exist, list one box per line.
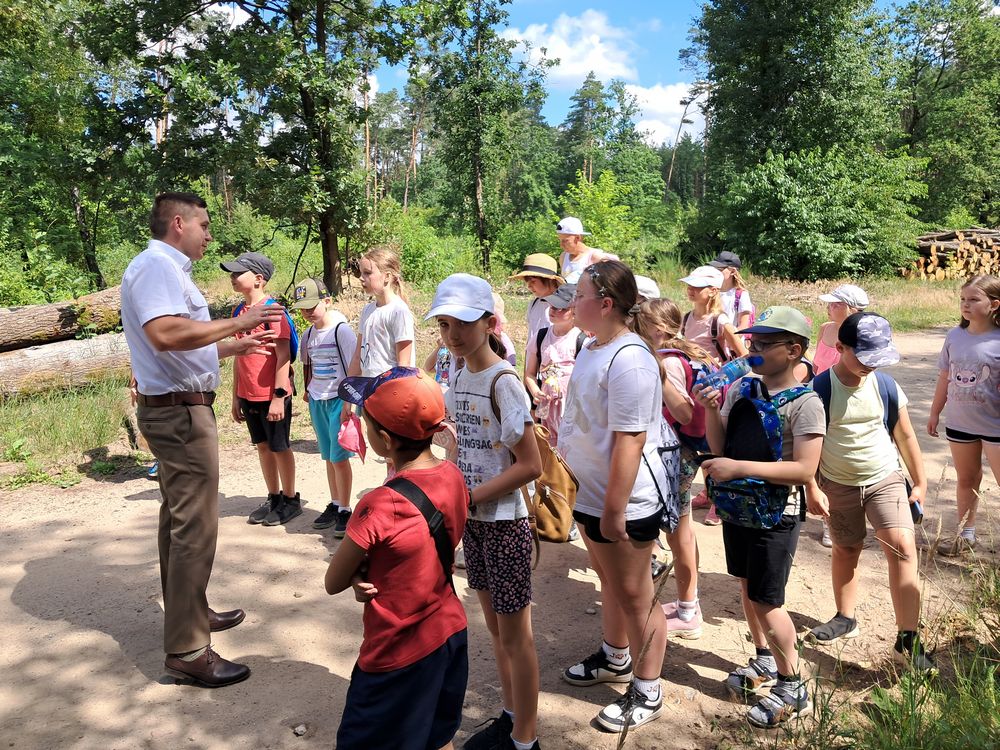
left=220, top=252, right=300, bottom=526
left=326, top=367, right=468, bottom=750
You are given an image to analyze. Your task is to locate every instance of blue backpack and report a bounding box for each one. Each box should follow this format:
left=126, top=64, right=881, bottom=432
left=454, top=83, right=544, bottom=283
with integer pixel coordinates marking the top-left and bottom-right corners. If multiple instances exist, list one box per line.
left=706, top=378, right=812, bottom=529
left=232, top=298, right=299, bottom=362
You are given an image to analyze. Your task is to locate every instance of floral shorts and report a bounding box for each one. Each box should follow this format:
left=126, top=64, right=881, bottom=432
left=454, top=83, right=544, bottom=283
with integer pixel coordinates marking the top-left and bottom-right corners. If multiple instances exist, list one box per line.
left=462, top=518, right=533, bottom=615
left=678, top=445, right=698, bottom=516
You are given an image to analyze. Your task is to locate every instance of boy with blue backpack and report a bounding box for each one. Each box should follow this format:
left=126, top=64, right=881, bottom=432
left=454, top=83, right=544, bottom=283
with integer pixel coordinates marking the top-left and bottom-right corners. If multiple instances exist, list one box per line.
left=804, top=312, right=934, bottom=673
left=221, top=251, right=302, bottom=526
left=694, top=306, right=825, bottom=729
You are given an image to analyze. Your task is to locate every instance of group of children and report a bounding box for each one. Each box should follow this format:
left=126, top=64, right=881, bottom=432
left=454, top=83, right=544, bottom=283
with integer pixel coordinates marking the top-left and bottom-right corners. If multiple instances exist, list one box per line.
left=219, top=218, right=1000, bottom=748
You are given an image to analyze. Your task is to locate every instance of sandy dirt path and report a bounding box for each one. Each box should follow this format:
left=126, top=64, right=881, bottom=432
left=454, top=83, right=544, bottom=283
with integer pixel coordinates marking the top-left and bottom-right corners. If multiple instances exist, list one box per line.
left=1, top=328, right=996, bottom=749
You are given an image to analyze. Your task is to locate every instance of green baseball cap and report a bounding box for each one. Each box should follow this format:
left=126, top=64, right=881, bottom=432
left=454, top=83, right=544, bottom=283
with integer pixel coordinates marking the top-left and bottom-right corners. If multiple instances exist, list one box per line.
left=290, top=277, right=331, bottom=309
left=738, top=305, right=812, bottom=340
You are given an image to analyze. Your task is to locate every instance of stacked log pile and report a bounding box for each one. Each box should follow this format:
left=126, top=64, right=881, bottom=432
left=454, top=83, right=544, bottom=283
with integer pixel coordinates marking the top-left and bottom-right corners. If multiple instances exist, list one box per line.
left=0, top=287, right=130, bottom=397
left=902, top=228, right=1000, bottom=280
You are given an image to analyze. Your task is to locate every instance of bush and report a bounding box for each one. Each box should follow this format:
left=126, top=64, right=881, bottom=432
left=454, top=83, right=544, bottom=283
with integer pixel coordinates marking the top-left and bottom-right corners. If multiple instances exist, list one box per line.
left=492, top=216, right=561, bottom=274
left=562, top=170, right=641, bottom=257
left=715, top=147, right=927, bottom=280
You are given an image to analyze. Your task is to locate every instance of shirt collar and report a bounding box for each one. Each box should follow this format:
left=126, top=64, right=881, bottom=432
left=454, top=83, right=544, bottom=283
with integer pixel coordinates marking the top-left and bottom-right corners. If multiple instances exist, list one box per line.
left=146, top=239, right=194, bottom=274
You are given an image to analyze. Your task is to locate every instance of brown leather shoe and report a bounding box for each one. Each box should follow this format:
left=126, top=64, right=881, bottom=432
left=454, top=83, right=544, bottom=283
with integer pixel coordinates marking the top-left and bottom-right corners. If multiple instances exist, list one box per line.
left=164, top=646, right=251, bottom=688
left=209, top=607, right=246, bottom=632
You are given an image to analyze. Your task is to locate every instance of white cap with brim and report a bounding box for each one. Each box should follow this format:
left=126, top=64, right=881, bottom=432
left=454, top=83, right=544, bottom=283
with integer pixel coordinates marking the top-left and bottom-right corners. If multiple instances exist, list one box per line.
left=556, top=216, right=590, bottom=236
left=819, top=284, right=869, bottom=309
left=635, top=275, right=661, bottom=300
left=425, top=273, right=494, bottom=322
left=679, top=265, right=724, bottom=288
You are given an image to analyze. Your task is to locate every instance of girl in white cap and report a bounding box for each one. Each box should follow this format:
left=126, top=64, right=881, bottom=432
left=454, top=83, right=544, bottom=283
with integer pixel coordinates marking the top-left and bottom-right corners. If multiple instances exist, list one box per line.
left=814, top=284, right=870, bottom=375
left=679, top=265, right=748, bottom=364
left=556, top=216, right=618, bottom=284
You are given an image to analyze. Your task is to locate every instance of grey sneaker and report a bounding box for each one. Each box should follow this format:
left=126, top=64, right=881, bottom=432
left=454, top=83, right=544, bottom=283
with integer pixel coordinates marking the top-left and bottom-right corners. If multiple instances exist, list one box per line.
left=333, top=508, right=352, bottom=538
left=313, top=503, right=339, bottom=530
left=263, top=492, right=302, bottom=526
left=563, top=648, right=633, bottom=686
left=806, top=613, right=860, bottom=645
left=939, top=536, right=976, bottom=557
left=893, top=641, right=938, bottom=675
left=747, top=680, right=812, bottom=728
left=249, top=493, right=281, bottom=524
left=724, top=656, right=778, bottom=702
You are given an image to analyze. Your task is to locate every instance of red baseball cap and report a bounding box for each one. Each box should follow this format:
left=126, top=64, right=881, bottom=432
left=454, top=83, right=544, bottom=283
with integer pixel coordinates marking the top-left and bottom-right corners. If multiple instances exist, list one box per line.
left=337, top=367, right=446, bottom=441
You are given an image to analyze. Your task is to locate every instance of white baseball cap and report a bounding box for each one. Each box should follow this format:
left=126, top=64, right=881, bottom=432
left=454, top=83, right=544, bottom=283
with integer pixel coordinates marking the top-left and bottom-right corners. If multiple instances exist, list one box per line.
left=819, top=284, right=869, bottom=309
left=635, top=275, right=661, bottom=300
left=425, top=273, right=495, bottom=322
left=556, top=216, right=590, bottom=236
left=679, top=265, right=724, bottom=288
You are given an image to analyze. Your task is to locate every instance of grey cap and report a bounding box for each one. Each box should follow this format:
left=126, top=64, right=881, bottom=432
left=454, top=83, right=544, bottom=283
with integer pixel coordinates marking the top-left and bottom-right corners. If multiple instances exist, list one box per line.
left=542, top=283, right=576, bottom=310
left=220, top=252, right=274, bottom=281
left=709, top=251, right=742, bottom=270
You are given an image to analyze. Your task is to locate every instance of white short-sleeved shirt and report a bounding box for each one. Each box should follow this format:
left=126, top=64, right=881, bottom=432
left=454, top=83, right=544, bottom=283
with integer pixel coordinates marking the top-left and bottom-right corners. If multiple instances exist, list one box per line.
left=121, top=239, right=220, bottom=394
left=820, top=368, right=908, bottom=486
left=300, top=314, right=357, bottom=400
left=526, top=298, right=551, bottom=356
left=721, top=288, right=753, bottom=327
left=446, top=361, right=534, bottom=522
left=558, top=334, right=668, bottom=520
left=358, top=297, right=416, bottom=376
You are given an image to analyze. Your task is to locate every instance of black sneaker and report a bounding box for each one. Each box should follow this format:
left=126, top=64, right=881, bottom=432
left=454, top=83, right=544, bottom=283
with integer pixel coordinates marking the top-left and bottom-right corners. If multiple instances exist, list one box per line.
left=595, top=681, right=663, bottom=731
left=333, top=508, right=352, bottom=538
left=806, top=613, right=860, bottom=645
left=313, top=503, right=339, bottom=530
left=249, top=493, right=281, bottom=525
left=264, top=492, right=303, bottom=526
left=651, top=557, right=672, bottom=582
left=563, top=648, right=633, bottom=686
left=462, top=711, right=513, bottom=750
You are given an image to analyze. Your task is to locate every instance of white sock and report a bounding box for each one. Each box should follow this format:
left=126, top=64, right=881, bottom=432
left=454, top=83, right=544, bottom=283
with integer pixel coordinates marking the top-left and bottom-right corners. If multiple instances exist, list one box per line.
left=602, top=640, right=630, bottom=666
left=961, top=526, right=976, bottom=541
left=633, top=676, right=661, bottom=702
left=177, top=646, right=207, bottom=662
left=677, top=598, right=699, bottom=622
left=511, top=737, right=536, bottom=750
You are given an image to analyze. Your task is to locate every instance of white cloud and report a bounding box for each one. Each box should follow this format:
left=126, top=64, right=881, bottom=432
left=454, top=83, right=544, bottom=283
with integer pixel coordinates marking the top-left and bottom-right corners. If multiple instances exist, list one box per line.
left=626, top=82, right=705, bottom=146
left=504, top=10, right=637, bottom=87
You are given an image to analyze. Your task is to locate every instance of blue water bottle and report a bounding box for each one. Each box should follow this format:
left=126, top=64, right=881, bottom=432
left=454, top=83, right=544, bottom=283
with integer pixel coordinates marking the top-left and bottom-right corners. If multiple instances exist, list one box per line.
left=698, top=355, right=764, bottom=390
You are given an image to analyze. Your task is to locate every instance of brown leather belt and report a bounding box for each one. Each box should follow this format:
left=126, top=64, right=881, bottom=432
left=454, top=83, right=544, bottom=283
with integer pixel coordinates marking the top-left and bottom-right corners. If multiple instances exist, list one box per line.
left=138, top=391, right=216, bottom=407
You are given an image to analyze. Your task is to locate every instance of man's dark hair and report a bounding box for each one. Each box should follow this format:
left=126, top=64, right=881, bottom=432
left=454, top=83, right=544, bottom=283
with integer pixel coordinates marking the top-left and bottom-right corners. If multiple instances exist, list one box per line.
left=149, top=192, right=208, bottom=239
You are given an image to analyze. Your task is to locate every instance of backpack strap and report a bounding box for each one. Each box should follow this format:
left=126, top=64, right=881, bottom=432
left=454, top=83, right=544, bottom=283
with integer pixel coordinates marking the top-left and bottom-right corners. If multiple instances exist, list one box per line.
left=384, top=476, right=457, bottom=593
left=535, top=327, right=548, bottom=371
left=332, top=321, right=346, bottom=379
left=813, top=370, right=833, bottom=428
left=575, top=331, right=586, bottom=357
left=875, top=371, right=899, bottom=437
left=709, top=315, right=728, bottom=362
left=231, top=302, right=245, bottom=318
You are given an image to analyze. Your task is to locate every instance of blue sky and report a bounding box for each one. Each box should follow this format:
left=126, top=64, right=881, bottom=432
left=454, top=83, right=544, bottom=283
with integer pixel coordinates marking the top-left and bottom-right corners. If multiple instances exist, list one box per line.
left=385, top=0, right=707, bottom=146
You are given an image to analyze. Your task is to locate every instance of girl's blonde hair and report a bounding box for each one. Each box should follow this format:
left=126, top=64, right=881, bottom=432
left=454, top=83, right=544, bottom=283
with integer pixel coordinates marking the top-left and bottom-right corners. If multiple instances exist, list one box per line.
left=961, top=274, right=1000, bottom=329
left=632, top=298, right=715, bottom=367
left=703, top=286, right=724, bottom=316
left=729, top=268, right=749, bottom=291
left=362, top=245, right=407, bottom=302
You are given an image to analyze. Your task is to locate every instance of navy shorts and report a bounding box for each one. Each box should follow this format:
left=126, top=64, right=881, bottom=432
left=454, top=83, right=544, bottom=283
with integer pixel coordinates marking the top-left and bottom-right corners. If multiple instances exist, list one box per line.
left=336, top=629, right=468, bottom=750
left=722, top=516, right=800, bottom=607
left=945, top=427, right=1000, bottom=445
left=239, top=397, right=292, bottom=452
left=573, top=509, right=661, bottom=544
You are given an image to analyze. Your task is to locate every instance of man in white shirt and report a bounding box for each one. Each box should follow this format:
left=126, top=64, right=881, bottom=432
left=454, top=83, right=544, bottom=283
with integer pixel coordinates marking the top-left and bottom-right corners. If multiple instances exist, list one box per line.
left=121, top=192, right=282, bottom=688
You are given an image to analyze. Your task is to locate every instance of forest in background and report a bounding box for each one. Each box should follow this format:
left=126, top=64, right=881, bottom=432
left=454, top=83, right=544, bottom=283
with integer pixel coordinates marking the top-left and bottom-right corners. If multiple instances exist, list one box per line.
left=1, top=0, right=998, bottom=304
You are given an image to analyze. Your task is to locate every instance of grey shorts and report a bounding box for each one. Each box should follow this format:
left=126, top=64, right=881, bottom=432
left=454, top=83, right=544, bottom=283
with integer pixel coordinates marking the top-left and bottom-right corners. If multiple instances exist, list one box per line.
left=820, top=469, right=913, bottom=547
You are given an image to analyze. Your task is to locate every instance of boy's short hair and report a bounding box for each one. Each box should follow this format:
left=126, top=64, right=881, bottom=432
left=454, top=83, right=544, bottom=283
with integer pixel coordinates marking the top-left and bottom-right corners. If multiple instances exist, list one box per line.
left=365, top=413, right=435, bottom=454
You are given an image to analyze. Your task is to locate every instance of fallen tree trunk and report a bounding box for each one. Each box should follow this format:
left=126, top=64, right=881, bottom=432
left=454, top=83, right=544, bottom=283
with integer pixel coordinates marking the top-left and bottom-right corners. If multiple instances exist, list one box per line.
left=0, top=333, right=131, bottom=398
left=0, top=286, right=122, bottom=353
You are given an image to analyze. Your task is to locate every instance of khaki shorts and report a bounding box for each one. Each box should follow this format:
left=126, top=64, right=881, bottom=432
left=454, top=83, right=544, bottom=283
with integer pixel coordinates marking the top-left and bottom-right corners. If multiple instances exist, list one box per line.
left=820, top=469, right=913, bottom=547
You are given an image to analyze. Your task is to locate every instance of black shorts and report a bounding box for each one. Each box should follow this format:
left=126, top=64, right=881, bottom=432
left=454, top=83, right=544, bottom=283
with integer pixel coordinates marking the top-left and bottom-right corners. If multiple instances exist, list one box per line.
left=722, top=516, right=800, bottom=607
left=573, top=509, right=661, bottom=544
left=945, top=427, right=1000, bottom=445
left=336, top=629, right=468, bottom=750
left=239, top=397, right=292, bottom=452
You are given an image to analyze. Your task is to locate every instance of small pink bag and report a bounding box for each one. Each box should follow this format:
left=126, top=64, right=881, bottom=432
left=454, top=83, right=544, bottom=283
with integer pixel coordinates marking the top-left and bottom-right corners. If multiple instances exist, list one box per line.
left=337, top=414, right=366, bottom=462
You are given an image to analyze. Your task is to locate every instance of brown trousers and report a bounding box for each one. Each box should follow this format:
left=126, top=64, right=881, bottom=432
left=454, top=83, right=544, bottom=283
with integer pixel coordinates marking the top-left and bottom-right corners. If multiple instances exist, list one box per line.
left=137, top=403, right=219, bottom=655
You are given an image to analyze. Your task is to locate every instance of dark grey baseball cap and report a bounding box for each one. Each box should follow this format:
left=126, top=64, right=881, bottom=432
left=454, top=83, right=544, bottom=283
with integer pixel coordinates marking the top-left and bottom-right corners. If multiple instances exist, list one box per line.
left=709, top=251, right=742, bottom=269
left=542, top=284, right=576, bottom=310
left=839, top=312, right=900, bottom=368
left=220, top=252, right=274, bottom=281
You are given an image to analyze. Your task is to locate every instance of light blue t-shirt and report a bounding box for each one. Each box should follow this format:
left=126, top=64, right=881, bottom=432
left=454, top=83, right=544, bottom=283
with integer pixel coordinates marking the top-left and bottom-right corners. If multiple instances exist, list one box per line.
left=939, top=326, right=1000, bottom=438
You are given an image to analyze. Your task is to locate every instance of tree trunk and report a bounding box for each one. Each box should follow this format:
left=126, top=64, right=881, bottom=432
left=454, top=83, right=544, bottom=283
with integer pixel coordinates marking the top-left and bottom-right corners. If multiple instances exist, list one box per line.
left=320, top=209, right=342, bottom=296
left=0, top=286, right=122, bottom=352
left=70, top=187, right=108, bottom=290
left=471, top=149, right=489, bottom=272
left=0, top=333, right=131, bottom=397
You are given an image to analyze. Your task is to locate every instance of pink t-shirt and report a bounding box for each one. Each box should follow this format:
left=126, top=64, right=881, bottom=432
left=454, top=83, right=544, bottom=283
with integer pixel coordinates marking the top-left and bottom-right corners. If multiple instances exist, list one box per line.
left=346, top=462, right=469, bottom=672
left=683, top=311, right=731, bottom=362
left=812, top=339, right=840, bottom=375
left=234, top=298, right=292, bottom=401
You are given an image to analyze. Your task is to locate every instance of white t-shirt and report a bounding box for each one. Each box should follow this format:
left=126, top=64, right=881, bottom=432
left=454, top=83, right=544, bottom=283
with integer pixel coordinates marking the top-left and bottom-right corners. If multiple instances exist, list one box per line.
left=720, top=288, right=753, bottom=328
left=820, top=369, right=908, bottom=486
left=358, top=297, right=416, bottom=376
left=301, top=314, right=357, bottom=400
left=558, top=333, right=668, bottom=520
left=446, top=361, right=534, bottom=522
left=560, top=248, right=618, bottom=284
left=526, top=297, right=551, bottom=356
left=121, top=239, right=220, bottom=394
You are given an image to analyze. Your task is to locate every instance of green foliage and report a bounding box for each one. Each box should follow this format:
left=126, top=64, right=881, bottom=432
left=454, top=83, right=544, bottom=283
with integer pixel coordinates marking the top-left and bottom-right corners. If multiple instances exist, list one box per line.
left=562, top=170, right=641, bottom=259
left=492, top=216, right=561, bottom=274
left=715, top=148, right=927, bottom=280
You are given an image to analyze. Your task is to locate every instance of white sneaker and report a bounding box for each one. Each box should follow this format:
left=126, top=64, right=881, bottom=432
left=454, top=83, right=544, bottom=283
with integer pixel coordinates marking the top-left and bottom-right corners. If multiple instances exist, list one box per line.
left=595, top=681, right=663, bottom=731
left=821, top=521, right=833, bottom=548
left=455, top=546, right=466, bottom=569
